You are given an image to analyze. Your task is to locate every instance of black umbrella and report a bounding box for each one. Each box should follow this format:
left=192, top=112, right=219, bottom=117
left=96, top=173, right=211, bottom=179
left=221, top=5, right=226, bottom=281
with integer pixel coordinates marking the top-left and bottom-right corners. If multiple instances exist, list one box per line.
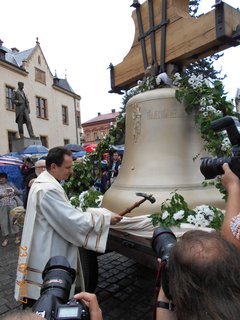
left=64, top=144, right=84, bottom=152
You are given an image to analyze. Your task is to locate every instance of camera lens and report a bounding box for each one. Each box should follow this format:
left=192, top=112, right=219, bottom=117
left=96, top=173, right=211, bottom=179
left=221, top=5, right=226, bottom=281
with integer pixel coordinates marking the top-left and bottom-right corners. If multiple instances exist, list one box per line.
left=151, top=227, right=176, bottom=300
left=40, top=256, right=76, bottom=301
left=152, top=227, right=177, bottom=262
left=200, top=157, right=231, bottom=180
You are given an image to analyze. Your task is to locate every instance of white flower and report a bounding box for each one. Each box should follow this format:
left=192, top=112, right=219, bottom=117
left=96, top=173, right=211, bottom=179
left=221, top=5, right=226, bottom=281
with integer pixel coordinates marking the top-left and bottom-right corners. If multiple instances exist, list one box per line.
left=96, top=195, right=103, bottom=207
left=203, top=111, right=208, bottom=117
left=174, top=72, right=182, bottom=80
left=208, top=99, right=213, bottom=104
left=200, top=97, right=206, bottom=106
left=187, top=215, right=196, bottom=224
left=173, top=210, right=185, bottom=221
left=188, top=78, right=195, bottom=85
left=162, top=211, right=170, bottom=220
left=137, top=80, right=143, bottom=85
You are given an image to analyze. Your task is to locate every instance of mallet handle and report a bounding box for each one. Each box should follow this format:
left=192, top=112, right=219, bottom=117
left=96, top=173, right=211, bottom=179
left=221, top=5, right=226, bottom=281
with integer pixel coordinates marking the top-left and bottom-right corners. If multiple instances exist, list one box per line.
left=119, top=198, right=146, bottom=216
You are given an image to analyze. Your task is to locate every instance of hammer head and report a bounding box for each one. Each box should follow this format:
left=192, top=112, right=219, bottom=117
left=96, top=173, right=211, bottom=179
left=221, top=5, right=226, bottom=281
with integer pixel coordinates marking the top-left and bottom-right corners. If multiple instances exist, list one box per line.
left=136, top=192, right=156, bottom=204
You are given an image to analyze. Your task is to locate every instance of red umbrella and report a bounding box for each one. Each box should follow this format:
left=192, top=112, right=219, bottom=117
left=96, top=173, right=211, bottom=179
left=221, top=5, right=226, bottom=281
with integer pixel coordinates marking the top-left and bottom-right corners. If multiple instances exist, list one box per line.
left=84, top=144, right=97, bottom=153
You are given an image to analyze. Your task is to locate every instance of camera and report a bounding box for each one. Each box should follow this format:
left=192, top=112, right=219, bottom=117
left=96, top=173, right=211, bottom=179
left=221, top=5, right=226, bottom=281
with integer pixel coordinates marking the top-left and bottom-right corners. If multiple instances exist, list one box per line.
left=200, top=116, right=240, bottom=179
left=151, top=227, right=177, bottom=299
left=32, top=256, right=89, bottom=320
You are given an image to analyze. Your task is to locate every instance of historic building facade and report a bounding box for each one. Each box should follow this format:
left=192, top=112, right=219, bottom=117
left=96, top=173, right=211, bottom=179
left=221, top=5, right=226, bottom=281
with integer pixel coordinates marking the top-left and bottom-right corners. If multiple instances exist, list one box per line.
left=0, top=39, right=81, bottom=154
left=82, top=109, right=119, bottom=145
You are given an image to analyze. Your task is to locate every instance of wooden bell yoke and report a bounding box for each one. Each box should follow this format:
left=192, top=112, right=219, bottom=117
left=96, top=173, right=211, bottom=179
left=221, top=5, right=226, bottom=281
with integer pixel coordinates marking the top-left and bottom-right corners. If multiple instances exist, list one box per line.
left=109, top=0, right=240, bottom=93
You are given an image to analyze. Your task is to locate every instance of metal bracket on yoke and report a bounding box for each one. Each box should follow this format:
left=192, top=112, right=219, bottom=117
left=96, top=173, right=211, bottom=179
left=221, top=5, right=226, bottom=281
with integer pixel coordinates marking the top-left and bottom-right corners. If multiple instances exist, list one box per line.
left=108, top=63, right=126, bottom=94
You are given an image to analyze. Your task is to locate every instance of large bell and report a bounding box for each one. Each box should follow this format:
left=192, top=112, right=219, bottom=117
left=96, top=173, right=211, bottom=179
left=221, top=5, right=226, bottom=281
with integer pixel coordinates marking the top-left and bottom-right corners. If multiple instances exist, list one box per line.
left=102, top=88, right=224, bottom=216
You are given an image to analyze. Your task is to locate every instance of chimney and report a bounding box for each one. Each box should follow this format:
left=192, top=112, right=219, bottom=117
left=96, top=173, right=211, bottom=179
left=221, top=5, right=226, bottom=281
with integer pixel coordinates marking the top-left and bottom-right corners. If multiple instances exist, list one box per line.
left=11, top=47, right=19, bottom=53
left=0, top=39, right=7, bottom=60
left=98, top=112, right=101, bottom=116
left=111, top=109, right=116, bottom=113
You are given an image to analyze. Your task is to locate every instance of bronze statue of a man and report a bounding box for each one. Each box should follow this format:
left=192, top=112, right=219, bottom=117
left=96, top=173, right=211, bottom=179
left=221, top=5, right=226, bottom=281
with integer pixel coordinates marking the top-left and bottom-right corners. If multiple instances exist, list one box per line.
left=12, top=82, right=36, bottom=138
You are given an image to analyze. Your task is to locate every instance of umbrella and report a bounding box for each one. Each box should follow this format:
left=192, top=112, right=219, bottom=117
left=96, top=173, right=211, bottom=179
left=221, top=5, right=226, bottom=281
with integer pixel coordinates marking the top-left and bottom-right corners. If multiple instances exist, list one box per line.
left=18, top=145, right=49, bottom=154
left=64, top=144, right=84, bottom=152
left=112, top=144, right=125, bottom=155
left=84, top=144, right=97, bottom=153
left=72, top=151, right=87, bottom=159
left=0, top=156, right=23, bottom=166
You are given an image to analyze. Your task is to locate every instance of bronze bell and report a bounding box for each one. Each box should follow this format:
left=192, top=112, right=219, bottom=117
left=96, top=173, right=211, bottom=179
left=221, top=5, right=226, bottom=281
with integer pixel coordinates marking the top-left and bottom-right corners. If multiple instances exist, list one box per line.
left=102, top=88, right=224, bottom=216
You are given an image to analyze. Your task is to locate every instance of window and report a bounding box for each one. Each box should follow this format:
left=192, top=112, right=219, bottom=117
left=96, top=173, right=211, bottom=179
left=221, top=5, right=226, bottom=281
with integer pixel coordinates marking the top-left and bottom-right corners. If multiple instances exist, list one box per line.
left=5, top=85, right=15, bottom=110
left=8, top=131, right=17, bottom=152
left=35, top=67, right=46, bottom=84
left=64, top=139, right=70, bottom=145
left=38, top=55, right=41, bottom=65
left=76, top=111, right=81, bottom=128
left=36, top=96, right=48, bottom=119
left=93, top=132, right=98, bottom=140
left=40, top=135, right=48, bottom=147
left=62, top=105, right=69, bottom=125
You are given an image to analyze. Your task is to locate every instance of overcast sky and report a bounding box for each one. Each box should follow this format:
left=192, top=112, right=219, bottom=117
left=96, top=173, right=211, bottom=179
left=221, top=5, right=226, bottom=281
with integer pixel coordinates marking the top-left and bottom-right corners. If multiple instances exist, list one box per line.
left=1, top=0, right=240, bottom=122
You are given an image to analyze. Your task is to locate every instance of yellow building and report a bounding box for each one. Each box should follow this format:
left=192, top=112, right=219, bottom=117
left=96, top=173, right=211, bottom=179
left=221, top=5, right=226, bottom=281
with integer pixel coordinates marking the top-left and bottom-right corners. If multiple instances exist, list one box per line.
left=0, top=39, right=81, bottom=154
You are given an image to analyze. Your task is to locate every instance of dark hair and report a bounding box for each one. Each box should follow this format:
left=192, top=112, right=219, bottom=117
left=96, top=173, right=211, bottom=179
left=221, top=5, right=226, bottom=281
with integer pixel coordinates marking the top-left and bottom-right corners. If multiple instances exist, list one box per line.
left=0, top=172, right=7, bottom=179
left=169, top=230, right=240, bottom=320
left=46, top=147, right=72, bottom=170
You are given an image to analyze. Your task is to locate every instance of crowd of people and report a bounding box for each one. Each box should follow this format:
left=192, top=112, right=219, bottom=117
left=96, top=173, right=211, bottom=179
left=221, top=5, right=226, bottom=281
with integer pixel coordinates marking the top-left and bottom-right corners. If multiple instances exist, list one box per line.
left=1, top=145, right=240, bottom=320
left=94, top=151, right=122, bottom=193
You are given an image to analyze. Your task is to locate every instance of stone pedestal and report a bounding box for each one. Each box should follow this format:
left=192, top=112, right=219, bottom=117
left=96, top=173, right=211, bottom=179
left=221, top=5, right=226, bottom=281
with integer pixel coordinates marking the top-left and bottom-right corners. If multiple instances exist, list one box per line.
left=102, top=88, right=224, bottom=217
left=12, top=137, right=41, bottom=152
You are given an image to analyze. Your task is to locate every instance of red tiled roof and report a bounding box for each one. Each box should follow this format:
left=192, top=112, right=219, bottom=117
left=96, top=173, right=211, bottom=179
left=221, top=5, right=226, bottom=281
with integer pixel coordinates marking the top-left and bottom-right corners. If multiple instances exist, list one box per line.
left=82, top=112, right=119, bottom=125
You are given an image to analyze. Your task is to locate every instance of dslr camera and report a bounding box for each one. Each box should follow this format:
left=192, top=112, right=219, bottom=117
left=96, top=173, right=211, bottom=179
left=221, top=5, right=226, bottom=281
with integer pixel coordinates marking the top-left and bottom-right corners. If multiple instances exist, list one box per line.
left=32, top=256, right=89, bottom=320
left=200, top=116, right=240, bottom=180
left=151, top=227, right=177, bottom=299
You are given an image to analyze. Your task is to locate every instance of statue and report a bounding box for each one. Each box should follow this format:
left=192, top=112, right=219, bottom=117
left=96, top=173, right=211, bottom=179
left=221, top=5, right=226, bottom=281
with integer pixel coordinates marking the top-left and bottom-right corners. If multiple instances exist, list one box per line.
left=12, top=82, right=36, bottom=138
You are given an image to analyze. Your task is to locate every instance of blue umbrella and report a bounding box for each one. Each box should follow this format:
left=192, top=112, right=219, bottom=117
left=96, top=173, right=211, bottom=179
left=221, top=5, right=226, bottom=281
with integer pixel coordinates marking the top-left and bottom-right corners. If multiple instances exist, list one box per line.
left=72, top=151, right=86, bottom=159
left=64, top=144, right=84, bottom=152
left=18, top=144, right=49, bottom=154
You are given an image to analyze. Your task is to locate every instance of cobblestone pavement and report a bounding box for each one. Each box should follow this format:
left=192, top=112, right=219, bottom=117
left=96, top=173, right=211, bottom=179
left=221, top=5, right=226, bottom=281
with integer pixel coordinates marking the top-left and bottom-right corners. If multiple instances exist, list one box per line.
left=0, top=234, right=156, bottom=320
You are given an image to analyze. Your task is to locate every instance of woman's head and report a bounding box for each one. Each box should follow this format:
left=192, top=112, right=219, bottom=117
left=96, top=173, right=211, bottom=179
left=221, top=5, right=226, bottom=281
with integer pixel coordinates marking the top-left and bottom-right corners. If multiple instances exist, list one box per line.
left=0, top=172, right=7, bottom=184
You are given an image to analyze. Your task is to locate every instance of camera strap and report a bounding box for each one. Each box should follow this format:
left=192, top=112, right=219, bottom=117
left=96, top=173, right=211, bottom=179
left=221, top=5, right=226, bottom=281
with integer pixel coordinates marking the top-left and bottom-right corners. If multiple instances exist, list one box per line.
left=153, top=260, right=166, bottom=320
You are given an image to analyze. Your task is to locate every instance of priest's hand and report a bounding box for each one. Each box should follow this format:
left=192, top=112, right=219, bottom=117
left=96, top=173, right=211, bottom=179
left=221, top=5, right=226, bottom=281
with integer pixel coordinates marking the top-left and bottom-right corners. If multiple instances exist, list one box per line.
left=110, top=213, right=123, bottom=225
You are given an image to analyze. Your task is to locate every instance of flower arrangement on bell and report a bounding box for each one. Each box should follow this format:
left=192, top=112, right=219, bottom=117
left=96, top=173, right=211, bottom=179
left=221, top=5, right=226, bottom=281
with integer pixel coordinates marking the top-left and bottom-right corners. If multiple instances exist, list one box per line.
left=150, top=191, right=224, bottom=231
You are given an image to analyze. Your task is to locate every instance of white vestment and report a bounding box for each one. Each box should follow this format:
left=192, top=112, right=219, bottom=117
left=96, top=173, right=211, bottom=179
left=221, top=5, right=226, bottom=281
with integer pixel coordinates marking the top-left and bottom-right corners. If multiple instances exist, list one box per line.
left=15, top=170, right=111, bottom=301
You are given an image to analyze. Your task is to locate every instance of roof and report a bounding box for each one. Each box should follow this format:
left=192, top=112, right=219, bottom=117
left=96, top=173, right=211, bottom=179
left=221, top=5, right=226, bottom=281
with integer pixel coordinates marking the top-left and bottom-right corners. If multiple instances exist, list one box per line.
left=4, top=46, right=34, bottom=68
left=82, top=111, right=119, bottom=125
left=55, top=78, right=75, bottom=94
left=1, top=41, right=78, bottom=95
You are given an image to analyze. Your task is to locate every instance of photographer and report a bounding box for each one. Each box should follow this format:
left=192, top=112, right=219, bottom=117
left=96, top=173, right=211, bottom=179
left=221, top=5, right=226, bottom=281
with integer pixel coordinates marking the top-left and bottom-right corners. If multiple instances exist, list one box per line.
left=155, top=230, right=240, bottom=320
left=221, top=162, right=240, bottom=248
